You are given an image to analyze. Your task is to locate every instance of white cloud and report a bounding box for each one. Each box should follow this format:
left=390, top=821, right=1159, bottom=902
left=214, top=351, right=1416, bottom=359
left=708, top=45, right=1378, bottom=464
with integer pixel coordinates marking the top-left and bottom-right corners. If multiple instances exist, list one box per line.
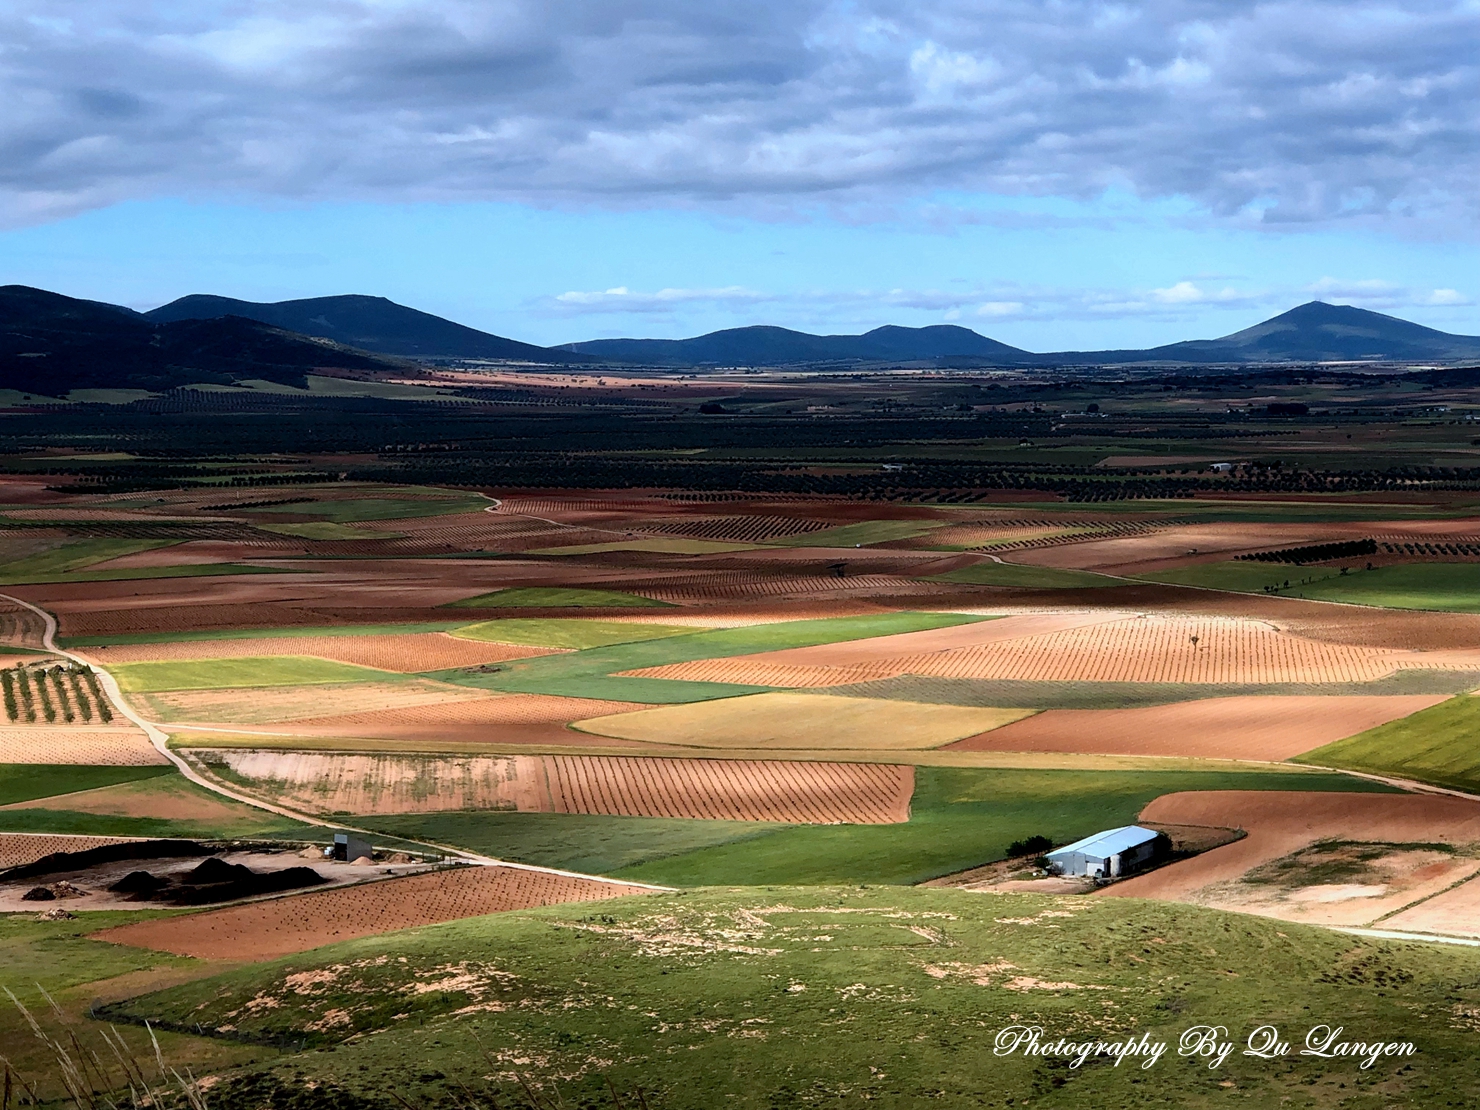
left=0, top=1, right=1474, bottom=232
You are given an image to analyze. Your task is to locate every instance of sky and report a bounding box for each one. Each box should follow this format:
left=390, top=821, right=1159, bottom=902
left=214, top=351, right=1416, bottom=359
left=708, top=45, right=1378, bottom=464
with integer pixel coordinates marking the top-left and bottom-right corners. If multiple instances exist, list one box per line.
left=1, top=1, right=1476, bottom=351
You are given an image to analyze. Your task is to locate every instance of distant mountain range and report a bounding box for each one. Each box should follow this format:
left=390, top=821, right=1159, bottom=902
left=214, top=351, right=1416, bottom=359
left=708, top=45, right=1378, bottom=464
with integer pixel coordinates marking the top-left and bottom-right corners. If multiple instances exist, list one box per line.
left=146, top=293, right=580, bottom=363
left=4, top=285, right=1478, bottom=398
left=0, top=285, right=408, bottom=395
left=564, top=302, right=1480, bottom=366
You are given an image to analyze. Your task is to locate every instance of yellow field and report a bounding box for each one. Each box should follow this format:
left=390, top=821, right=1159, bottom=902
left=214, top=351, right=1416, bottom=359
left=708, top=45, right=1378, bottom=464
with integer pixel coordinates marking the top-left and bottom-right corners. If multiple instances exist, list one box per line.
left=571, top=692, right=1033, bottom=751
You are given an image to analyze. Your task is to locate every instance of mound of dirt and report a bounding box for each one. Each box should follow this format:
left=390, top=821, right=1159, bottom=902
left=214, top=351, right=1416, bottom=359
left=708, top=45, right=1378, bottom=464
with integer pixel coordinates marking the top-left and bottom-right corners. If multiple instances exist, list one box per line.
left=0, top=839, right=210, bottom=882
left=109, top=870, right=171, bottom=895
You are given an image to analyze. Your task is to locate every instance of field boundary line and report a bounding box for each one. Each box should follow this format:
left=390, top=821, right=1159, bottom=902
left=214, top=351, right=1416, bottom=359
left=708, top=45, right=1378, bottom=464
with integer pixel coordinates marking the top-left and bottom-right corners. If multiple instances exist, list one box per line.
left=0, top=592, right=675, bottom=892
left=1330, top=926, right=1480, bottom=948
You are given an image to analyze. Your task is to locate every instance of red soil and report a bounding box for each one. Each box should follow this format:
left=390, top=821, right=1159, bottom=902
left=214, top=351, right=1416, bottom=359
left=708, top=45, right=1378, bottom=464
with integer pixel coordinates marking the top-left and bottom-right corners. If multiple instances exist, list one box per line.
left=85, top=633, right=559, bottom=673
left=950, top=694, right=1448, bottom=760
left=93, top=865, right=654, bottom=960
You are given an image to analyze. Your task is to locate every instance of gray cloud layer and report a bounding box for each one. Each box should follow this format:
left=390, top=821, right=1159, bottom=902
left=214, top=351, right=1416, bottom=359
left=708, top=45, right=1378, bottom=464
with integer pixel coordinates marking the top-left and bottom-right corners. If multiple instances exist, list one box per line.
left=3, top=1, right=1476, bottom=230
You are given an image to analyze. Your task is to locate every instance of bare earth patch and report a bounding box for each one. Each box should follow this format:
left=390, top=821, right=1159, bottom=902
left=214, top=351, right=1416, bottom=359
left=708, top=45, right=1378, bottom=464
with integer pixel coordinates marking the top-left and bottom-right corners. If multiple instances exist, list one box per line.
left=0, top=726, right=166, bottom=765
left=949, top=694, right=1447, bottom=760
left=94, top=865, right=656, bottom=960
left=199, top=749, right=914, bottom=824
left=84, top=634, right=559, bottom=673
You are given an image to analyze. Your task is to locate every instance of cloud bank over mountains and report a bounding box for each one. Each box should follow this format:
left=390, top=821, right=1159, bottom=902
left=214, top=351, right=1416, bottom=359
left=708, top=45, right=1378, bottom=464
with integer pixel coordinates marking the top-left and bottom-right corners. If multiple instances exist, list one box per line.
left=5, top=0, right=1477, bottom=232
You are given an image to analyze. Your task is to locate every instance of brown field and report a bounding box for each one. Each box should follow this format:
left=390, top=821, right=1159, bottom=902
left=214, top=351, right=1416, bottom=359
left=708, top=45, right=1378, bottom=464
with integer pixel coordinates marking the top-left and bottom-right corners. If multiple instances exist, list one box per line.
left=94, top=864, right=656, bottom=960
left=627, top=611, right=1479, bottom=688
left=1105, top=790, right=1480, bottom=927
left=136, top=679, right=493, bottom=726
left=2, top=776, right=255, bottom=824
left=203, top=749, right=914, bottom=823
left=0, top=726, right=165, bottom=765
left=0, top=832, right=142, bottom=870
left=0, top=600, right=48, bottom=649
left=84, top=633, right=559, bottom=672
left=573, top=692, right=1031, bottom=750
left=1382, top=872, right=1480, bottom=937
left=951, top=694, right=1448, bottom=760
left=255, top=693, right=648, bottom=745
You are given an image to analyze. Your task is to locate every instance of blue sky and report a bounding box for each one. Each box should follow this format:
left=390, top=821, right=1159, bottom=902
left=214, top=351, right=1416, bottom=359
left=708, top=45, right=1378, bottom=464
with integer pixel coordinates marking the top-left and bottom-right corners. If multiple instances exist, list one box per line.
left=2, top=1, right=1476, bottom=351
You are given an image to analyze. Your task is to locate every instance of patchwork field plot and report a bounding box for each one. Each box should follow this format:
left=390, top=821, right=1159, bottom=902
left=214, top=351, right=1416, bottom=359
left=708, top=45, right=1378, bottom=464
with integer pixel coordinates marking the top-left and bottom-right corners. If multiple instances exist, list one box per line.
left=264, top=692, right=647, bottom=744
left=0, top=599, right=48, bottom=649
left=1296, top=694, right=1480, bottom=792
left=624, top=611, right=1478, bottom=688
left=1107, top=789, right=1480, bottom=925
left=1383, top=870, right=1480, bottom=937
left=451, top=618, right=696, bottom=649
left=95, top=864, right=656, bottom=960
left=137, top=679, right=490, bottom=726
left=953, top=694, right=1447, bottom=761
left=636, top=515, right=834, bottom=543
left=1144, top=561, right=1480, bottom=613
left=448, top=587, right=671, bottom=609
left=573, top=692, right=1032, bottom=750
left=928, top=561, right=1122, bottom=588
left=86, top=633, right=558, bottom=673
left=112, top=656, right=399, bottom=693
left=0, top=726, right=165, bottom=764
left=203, top=749, right=913, bottom=824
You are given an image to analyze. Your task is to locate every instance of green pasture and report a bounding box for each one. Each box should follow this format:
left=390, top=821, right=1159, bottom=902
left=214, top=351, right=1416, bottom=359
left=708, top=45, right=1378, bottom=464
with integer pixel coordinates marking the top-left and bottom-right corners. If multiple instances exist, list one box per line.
left=255, top=521, right=389, bottom=540
left=450, top=618, right=697, bottom=650
left=769, top=519, right=945, bottom=547
left=242, top=490, right=487, bottom=523
left=0, top=538, right=174, bottom=577
left=929, top=561, right=1123, bottom=589
left=447, top=586, right=672, bottom=609
left=58, top=622, right=465, bottom=648
left=438, top=611, right=986, bottom=703
left=0, top=763, right=173, bottom=807
left=1143, top=560, right=1480, bottom=611
left=367, top=767, right=1388, bottom=886
left=104, top=887, right=1480, bottom=1108
left=1297, top=694, right=1480, bottom=792
left=111, top=655, right=401, bottom=693
left=530, top=537, right=759, bottom=555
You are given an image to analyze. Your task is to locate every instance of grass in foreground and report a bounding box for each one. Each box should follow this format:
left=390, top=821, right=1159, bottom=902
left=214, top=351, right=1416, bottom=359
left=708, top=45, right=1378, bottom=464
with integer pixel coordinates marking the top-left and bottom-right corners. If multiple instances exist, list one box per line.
left=365, top=767, right=1390, bottom=885
left=929, top=561, right=1124, bottom=588
left=111, top=655, right=404, bottom=693
left=103, top=886, right=1480, bottom=1108
left=1297, top=694, right=1480, bottom=791
left=448, top=586, right=672, bottom=608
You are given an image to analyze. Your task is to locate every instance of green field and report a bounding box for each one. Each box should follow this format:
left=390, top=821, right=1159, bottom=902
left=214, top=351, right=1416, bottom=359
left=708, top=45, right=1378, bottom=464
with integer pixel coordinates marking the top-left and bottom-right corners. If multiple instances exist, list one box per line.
left=1297, top=694, right=1480, bottom=791
left=450, top=617, right=698, bottom=649
left=111, top=655, right=401, bottom=693
left=255, top=520, right=392, bottom=540
left=448, top=586, right=672, bottom=608
left=439, top=611, right=988, bottom=703
left=103, top=887, right=1480, bottom=1108
left=770, top=519, right=944, bottom=547
left=0, top=538, right=174, bottom=577
left=0, top=763, right=174, bottom=806
left=530, top=537, right=759, bottom=555
left=930, top=561, right=1124, bottom=588
left=243, top=491, right=488, bottom=523
left=364, top=767, right=1389, bottom=886
left=1142, top=560, right=1480, bottom=611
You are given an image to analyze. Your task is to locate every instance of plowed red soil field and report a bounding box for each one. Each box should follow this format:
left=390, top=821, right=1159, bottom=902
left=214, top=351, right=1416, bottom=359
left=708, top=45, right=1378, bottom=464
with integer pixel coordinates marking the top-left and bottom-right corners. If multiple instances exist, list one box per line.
left=85, top=634, right=559, bottom=672
left=206, top=749, right=913, bottom=824
left=1105, top=790, right=1480, bottom=906
left=94, top=865, right=655, bottom=960
left=950, top=694, right=1447, bottom=760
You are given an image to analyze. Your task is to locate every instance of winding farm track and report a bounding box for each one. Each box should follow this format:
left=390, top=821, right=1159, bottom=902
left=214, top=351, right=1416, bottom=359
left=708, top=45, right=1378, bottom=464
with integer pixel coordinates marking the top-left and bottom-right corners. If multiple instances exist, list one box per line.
left=0, top=592, right=670, bottom=893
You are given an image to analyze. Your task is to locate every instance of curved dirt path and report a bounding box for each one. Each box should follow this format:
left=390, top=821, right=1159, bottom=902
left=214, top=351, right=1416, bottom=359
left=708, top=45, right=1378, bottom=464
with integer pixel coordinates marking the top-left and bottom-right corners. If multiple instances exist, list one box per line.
left=0, top=592, right=669, bottom=890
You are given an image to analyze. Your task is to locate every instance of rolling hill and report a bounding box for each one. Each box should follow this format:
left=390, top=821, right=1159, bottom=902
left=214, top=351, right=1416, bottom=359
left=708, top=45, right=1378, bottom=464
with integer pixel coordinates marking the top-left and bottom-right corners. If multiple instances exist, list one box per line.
left=0, top=285, right=412, bottom=395
left=147, top=293, right=581, bottom=363
left=565, top=302, right=1480, bottom=367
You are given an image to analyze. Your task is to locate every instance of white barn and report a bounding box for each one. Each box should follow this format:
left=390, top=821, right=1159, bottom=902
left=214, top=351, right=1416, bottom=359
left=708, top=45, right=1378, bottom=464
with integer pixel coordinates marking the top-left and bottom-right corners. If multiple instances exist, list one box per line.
left=1046, top=825, right=1161, bottom=879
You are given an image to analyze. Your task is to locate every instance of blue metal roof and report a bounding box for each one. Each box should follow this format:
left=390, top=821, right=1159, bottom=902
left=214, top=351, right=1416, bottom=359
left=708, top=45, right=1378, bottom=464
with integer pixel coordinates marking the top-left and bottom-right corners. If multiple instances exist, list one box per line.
left=1046, top=825, right=1159, bottom=860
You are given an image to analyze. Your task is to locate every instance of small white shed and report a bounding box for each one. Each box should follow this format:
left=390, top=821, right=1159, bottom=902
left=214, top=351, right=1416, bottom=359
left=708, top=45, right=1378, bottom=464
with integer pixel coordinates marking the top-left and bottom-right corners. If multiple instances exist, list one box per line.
left=1046, top=825, right=1161, bottom=879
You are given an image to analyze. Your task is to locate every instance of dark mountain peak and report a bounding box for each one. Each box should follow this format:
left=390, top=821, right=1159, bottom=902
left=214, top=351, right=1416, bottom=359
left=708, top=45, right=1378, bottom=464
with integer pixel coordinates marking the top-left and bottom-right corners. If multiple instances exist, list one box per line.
left=147, top=292, right=578, bottom=362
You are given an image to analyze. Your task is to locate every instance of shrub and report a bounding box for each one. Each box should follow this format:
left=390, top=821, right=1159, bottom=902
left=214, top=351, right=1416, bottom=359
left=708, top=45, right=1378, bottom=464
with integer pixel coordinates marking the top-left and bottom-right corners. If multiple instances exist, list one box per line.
left=1006, top=834, right=1054, bottom=858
